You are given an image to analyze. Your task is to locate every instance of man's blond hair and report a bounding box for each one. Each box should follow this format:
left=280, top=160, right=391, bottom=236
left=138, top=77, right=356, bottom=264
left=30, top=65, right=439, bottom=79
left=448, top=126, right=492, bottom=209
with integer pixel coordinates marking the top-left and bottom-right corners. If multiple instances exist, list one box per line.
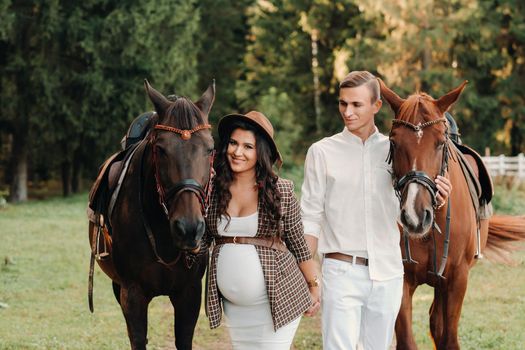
left=339, top=71, right=380, bottom=103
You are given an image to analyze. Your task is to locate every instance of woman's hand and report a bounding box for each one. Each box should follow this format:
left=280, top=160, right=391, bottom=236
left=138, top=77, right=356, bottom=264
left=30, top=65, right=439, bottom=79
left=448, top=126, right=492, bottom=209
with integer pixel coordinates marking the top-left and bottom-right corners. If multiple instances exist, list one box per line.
left=304, top=285, right=321, bottom=317
left=435, top=174, right=452, bottom=209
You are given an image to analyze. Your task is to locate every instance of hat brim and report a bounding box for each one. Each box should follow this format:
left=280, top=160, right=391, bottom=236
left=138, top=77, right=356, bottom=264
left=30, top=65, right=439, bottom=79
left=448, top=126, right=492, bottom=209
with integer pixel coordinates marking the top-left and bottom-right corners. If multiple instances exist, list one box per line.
left=218, top=113, right=283, bottom=166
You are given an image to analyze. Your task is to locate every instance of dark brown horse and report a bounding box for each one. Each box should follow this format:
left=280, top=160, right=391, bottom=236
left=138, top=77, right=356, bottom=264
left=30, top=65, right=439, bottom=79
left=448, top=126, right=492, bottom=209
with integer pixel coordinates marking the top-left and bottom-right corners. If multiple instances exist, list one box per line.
left=88, top=81, right=215, bottom=349
left=379, top=80, right=525, bottom=349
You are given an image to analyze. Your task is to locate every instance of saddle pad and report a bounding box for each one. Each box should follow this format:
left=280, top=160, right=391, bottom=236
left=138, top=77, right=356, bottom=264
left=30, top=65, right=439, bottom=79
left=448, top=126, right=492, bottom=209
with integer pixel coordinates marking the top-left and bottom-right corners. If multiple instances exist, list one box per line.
left=88, top=140, right=144, bottom=220
left=455, top=143, right=494, bottom=203
left=449, top=143, right=480, bottom=213
left=88, top=151, right=125, bottom=211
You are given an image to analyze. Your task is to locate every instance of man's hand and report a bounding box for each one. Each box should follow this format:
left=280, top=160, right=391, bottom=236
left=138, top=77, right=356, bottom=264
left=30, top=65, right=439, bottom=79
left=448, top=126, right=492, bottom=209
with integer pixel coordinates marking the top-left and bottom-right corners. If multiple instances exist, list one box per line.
left=304, top=285, right=321, bottom=317
left=435, top=174, right=452, bottom=209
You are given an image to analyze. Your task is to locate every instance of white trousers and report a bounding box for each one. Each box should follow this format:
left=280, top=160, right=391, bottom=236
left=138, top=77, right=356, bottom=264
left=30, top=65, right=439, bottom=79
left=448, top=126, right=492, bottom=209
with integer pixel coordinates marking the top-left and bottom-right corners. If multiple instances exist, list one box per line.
left=321, top=257, right=403, bottom=350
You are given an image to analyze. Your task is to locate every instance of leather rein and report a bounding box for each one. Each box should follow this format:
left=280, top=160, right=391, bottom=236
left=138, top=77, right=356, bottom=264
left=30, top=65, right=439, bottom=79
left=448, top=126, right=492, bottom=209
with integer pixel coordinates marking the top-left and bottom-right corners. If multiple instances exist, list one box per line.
left=387, top=117, right=451, bottom=279
left=138, top=121, right=214, bottom=269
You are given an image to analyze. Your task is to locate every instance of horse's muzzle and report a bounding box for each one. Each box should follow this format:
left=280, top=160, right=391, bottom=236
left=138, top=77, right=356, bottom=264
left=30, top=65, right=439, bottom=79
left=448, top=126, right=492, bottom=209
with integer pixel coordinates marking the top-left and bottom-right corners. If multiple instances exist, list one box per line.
left=400, top=207, right=434, bottom=236
left=170, top=217, right=205, bottom=251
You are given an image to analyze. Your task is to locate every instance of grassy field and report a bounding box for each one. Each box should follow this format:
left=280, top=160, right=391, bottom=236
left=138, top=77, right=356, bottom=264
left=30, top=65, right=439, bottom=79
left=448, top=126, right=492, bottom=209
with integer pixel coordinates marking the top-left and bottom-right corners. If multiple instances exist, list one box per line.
left=0, top=183, right=524, bottom=349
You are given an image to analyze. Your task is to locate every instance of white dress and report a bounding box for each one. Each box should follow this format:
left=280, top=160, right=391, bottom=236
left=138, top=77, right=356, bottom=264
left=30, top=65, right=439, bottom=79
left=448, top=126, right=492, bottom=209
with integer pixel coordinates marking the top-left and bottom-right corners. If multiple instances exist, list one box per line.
left=216, top=212, right=301, bottom=349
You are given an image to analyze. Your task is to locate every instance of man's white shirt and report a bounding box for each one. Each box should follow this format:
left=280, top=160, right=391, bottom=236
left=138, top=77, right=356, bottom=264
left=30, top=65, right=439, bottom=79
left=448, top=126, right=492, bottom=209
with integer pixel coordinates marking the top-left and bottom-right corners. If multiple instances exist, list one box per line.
left=301, top=127, right=403, bottom=281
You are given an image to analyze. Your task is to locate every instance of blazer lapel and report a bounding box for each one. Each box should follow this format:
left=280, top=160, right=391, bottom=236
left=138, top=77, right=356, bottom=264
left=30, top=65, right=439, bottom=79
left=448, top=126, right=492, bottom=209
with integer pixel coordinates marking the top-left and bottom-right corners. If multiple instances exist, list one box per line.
left=208, top=189, right=219, bottom=236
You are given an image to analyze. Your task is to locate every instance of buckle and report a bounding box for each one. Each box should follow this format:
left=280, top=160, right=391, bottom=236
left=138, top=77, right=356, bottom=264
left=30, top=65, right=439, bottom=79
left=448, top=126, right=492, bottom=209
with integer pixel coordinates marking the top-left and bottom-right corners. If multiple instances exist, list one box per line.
left=232, top=236, right=237, bottom=244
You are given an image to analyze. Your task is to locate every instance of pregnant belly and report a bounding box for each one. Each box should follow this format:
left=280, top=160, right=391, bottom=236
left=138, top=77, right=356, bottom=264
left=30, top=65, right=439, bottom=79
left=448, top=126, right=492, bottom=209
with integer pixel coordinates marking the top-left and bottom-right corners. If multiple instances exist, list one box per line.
left=217, top=244, right=268, bottom=306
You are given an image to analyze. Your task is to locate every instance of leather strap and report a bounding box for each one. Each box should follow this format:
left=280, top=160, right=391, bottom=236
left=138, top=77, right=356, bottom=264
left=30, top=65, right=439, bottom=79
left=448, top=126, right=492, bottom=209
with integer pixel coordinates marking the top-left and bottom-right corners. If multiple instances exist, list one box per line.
left=215, top=236, right=288, bottom=252
left=325, top=252, right=369, bottom=266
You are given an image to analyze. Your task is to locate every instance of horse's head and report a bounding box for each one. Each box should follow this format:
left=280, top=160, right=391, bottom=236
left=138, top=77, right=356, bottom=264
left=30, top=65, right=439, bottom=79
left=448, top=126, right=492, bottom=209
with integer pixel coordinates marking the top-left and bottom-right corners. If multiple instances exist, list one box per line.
left=379, top=79, right=467, bottom=237
left=144, top=80, right=215, bottom=251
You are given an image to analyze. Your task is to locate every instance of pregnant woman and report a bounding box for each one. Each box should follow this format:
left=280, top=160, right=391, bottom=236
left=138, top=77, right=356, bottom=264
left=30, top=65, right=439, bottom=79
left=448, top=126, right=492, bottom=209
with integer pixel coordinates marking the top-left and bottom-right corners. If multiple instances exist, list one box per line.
left=205, top=111, right=320, bottom=349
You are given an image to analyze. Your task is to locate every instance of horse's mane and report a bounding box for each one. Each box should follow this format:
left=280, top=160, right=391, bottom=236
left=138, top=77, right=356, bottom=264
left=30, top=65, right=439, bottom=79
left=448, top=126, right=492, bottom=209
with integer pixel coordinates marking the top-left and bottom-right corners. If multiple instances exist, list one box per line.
left=164, top=97, right=204, bottom=129
left=397, top=93, right=439, bottom=124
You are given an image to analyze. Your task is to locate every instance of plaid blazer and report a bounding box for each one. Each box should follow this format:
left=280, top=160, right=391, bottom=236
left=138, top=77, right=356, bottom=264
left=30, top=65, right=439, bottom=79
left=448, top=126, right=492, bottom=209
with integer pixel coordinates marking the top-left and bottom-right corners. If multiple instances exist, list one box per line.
left=205, top=177, right=312, bottom=330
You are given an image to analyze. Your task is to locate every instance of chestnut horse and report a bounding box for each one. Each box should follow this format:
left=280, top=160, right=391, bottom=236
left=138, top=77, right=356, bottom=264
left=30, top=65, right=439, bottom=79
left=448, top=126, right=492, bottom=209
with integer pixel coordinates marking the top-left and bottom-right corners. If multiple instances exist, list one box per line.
left=88, top=81, right=215, bottom=349
left=380, top=80, right=525, bottom=349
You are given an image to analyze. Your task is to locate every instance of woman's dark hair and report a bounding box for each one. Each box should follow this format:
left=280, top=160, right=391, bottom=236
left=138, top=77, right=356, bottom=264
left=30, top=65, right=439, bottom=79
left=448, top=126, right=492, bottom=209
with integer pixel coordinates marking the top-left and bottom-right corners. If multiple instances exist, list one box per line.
left=214, top=120, right=281, bottom=231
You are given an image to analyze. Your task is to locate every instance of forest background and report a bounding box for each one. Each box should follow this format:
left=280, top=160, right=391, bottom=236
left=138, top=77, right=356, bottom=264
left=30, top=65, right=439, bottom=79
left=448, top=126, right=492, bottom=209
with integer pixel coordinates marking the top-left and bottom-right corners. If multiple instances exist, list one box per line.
left=1, top=0, right=524, bottom=201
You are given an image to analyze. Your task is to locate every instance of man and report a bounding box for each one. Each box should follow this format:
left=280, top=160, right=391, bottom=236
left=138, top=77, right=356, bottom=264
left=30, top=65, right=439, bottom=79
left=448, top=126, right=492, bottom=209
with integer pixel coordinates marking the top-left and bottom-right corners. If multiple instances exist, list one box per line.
left=300, top=71, right=451, bottom=349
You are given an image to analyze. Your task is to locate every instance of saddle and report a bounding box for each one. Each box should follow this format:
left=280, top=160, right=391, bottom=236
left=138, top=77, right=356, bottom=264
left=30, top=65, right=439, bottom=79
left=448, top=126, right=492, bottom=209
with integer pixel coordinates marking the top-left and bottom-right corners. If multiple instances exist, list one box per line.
left=87, top=112, right=156, bottom=259
left=450, top=142, right=494, bottom=219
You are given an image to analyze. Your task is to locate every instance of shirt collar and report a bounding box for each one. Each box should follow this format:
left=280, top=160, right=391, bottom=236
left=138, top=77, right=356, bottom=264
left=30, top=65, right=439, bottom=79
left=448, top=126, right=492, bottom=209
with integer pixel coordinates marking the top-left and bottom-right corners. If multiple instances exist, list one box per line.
left=341, top=126, right=380, bottom=145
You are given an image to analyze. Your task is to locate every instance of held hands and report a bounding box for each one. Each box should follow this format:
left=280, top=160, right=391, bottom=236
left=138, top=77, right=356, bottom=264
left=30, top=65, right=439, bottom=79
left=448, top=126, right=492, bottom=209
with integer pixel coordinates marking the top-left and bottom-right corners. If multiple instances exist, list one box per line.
left=435, top=174, right=452, bottom=209
left=304, top=284, right=321, bottom=317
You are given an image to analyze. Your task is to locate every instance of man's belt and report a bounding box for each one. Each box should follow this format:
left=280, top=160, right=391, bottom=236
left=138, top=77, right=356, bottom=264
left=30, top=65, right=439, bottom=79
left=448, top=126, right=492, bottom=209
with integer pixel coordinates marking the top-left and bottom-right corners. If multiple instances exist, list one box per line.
left=215, top=236, right=288, bottom=252
left=325, top=252, right=369, bottom=266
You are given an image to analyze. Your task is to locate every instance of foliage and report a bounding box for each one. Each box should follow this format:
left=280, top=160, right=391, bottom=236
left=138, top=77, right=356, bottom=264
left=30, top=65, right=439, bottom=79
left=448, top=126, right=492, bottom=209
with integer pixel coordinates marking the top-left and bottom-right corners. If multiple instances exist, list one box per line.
left=257, top=87, right=302, bottom=163
left=1, top=0, right=525, bottom=200
left=196, top=0, right=252, bottom=123
left=0, top=0, right=202, bottom=199
left=237, top=0, right=313, bottom=152
left=452, top=0, right=525, bottom=155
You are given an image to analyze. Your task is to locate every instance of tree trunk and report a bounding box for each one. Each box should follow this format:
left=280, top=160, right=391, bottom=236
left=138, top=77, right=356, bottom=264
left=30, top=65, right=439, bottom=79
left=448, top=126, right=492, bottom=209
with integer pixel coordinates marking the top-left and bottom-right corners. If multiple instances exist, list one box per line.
left=72, top=147, right=82, bottom=193
left=61, top=160, right=71, bottom=197
left=8, top=128, right=28, bottom=202
left=420, top=8, right=431, bottom=92
left=510, top=120, right=523, bottom=156
left=311, top=29, right=322, bottom=136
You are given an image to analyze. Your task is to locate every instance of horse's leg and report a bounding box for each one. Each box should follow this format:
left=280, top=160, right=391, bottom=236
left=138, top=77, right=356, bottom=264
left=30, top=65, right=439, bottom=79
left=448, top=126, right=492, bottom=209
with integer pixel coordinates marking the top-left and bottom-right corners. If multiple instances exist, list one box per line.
left=120, top=284, right=151, bottom=350
left=438, top=270, right=469, bottom=350
left=395, top=279, right=418, bottom=350
left=429, top=284, right=445, bottom=349
left=170, top=280, right=202, bottom=350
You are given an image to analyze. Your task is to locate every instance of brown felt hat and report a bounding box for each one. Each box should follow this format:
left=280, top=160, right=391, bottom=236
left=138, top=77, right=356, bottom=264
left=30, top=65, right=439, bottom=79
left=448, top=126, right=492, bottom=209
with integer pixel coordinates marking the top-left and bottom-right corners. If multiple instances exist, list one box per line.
left=218, top=111, right=283, bottom=167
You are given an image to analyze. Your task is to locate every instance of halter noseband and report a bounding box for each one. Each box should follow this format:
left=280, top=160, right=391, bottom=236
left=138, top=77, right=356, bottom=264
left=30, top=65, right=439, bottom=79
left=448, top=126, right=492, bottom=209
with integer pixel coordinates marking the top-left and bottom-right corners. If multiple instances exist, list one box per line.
left=152, top=122, right=214, bottom=218
left=389, top=117, right=449, bottom=210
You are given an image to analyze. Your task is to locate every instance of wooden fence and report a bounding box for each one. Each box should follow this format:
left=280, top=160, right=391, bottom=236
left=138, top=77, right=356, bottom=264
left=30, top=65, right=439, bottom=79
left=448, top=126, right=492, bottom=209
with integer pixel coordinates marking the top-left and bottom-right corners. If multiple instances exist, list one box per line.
left=481, top=154, right=525, bottom=179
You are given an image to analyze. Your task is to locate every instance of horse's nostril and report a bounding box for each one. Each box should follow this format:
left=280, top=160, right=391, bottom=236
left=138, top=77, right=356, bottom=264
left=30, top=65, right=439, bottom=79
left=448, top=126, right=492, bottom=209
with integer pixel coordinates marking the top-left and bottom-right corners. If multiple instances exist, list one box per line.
left=173, top=218, right=205, bottom=238
left=401, top=209, right=409, bottom=225
left=400, top=209, right=405, bottom=220
left=423, top=209, right=433, bottom=227
left=195, top=220, right=205, bottom=240
left=174, top=218, right=187, bottom=235
left=197, top=220, right=205, bottom=232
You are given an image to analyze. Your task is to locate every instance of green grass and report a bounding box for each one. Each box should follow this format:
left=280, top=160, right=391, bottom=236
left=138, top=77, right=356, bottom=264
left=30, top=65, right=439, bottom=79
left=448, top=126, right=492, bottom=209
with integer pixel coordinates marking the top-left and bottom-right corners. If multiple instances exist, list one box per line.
left=1, top=187, right=524, bottom=349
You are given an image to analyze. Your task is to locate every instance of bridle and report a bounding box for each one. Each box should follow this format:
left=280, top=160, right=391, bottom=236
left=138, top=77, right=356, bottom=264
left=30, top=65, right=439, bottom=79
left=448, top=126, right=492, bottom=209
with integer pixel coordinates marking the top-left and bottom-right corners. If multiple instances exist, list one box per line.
left=137, top=120, right=214, bottom=269
left=387, top=117, right=449, bottom=210
left=151, top=123, right=215, bottom=218
left=387, top=116, right=452, bottom=279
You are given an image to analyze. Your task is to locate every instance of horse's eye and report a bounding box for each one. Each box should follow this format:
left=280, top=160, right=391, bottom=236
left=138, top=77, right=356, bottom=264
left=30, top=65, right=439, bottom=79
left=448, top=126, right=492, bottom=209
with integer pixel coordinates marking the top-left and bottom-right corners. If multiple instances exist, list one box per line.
left=206, top=148, right=214, bottom=156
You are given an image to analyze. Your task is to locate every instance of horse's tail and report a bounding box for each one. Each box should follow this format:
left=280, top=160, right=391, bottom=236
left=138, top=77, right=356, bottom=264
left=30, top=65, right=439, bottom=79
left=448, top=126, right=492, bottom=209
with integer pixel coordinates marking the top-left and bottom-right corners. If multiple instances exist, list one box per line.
left=484, top=215, right=525, bottom=265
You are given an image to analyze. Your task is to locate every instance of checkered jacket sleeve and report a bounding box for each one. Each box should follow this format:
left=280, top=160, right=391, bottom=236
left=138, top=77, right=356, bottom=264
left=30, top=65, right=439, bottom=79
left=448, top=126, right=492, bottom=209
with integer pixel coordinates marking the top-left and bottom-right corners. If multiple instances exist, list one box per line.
left=279, top=179, right=311, bottom=263
left=205, top=177, right=313, bottom=331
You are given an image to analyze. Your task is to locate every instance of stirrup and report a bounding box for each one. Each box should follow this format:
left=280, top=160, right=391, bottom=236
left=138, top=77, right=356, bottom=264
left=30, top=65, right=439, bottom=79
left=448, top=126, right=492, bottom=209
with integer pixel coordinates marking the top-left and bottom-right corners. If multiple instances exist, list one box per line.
left=474, top=226, right=483, bottom=259
left=95, top=215, right=110, bottom=260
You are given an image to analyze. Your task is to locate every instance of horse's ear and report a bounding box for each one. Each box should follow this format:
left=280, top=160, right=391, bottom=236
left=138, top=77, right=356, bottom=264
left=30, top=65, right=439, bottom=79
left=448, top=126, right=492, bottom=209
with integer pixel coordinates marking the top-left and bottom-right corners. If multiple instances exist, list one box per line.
left=378, top=78, right=405, bottom=115
left=195, top=79, right=216, bottom=120
left=436, top=80, right=468, bottom=113
left=144, top=79, right=171, bottom=115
